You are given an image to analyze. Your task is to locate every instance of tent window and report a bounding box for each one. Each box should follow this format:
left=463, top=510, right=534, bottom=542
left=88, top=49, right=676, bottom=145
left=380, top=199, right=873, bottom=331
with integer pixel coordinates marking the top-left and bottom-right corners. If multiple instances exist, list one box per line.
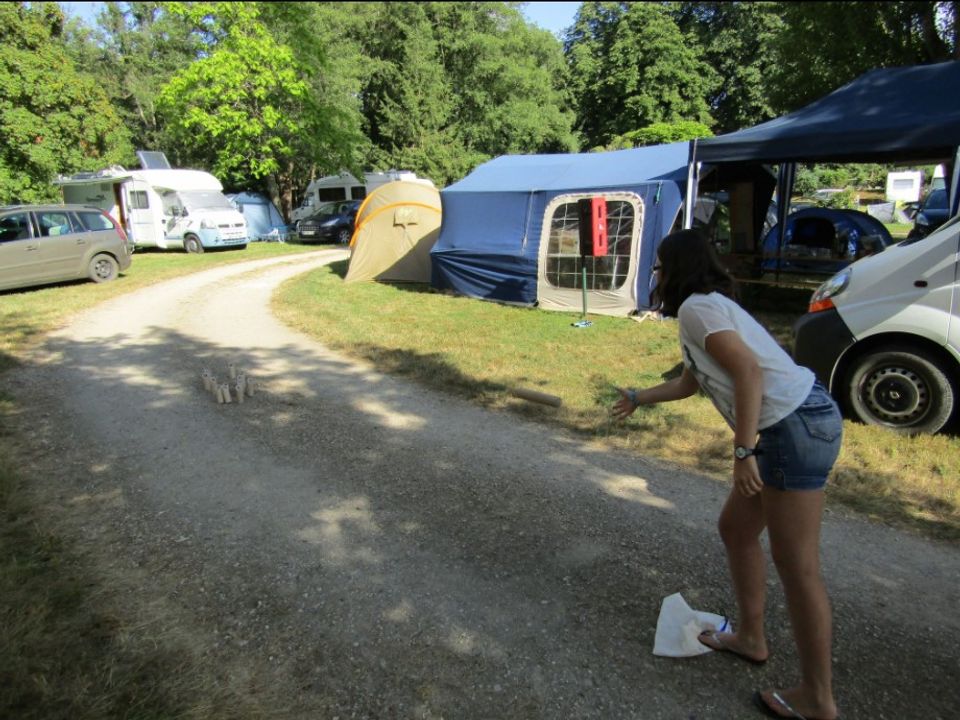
left=544, top=200, right=635, bottom=290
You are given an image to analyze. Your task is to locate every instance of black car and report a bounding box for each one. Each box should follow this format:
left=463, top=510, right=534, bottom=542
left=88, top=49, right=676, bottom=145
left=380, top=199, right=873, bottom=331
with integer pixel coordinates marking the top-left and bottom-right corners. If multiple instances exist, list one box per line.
left=907, top=188, right=950, bottom=240
left=295, top=200, right=361, bottom=244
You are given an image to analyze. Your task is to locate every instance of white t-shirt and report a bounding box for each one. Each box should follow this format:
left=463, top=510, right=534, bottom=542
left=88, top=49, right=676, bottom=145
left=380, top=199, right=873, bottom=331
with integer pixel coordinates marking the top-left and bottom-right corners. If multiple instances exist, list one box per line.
left=677, top=292, right=814, bottom=430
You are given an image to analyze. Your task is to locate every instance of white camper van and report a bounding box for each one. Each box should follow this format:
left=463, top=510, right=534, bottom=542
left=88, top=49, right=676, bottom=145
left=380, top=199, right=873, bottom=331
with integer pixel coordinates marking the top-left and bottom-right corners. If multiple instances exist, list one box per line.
left=57, top=161, right=248, bottom=254
left=793, top=214, right=960, bottom=434
left=291, top=170, right=434, bottom=226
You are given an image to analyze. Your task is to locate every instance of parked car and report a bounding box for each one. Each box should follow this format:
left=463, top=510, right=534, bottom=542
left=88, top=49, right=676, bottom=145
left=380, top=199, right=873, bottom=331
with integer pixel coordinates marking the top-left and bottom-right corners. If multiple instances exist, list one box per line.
left=294, top=200, right=361, bottom=244
left=0, top=204, right=132, bottom=292
left=907, top=187, right=950, bottom=240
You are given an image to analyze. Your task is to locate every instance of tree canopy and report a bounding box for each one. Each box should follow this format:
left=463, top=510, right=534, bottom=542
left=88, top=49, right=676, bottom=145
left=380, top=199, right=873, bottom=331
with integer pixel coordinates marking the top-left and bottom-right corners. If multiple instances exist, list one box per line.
left=4, top=0, right=957, bottom=210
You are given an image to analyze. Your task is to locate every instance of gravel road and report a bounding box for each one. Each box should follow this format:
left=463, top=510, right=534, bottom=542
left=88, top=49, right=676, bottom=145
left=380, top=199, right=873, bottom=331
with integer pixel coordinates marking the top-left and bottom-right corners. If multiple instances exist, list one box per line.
left=6, top=250, right=959, bottom=719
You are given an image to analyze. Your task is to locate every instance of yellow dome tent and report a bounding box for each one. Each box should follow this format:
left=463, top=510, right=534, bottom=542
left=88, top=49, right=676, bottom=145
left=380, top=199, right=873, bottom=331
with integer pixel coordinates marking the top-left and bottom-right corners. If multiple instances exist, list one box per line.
left=344, top=181, right=442, bottom=283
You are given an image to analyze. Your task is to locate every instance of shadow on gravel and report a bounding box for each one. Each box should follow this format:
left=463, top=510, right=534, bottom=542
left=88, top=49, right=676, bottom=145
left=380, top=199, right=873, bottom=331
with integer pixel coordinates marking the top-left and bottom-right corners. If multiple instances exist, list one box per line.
left=17, top=327, right=960, bottom=720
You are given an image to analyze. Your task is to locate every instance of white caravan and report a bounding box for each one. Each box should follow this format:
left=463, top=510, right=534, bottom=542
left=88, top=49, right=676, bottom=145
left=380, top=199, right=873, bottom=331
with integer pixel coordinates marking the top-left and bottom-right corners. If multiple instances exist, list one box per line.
left=291, top=170, right=434, bottom=225
left=57, top=165, right=248, bottom=253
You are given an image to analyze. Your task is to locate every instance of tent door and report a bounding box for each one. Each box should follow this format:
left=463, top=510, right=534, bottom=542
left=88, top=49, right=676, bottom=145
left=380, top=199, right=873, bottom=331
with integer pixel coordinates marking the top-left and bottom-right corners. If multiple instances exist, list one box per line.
left=536, top=192, right=644, bottom=317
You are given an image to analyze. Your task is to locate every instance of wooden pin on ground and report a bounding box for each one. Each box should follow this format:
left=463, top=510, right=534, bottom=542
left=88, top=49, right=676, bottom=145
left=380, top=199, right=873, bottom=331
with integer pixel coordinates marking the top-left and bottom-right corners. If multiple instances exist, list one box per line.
left=510, top=387, right=562, bottom=408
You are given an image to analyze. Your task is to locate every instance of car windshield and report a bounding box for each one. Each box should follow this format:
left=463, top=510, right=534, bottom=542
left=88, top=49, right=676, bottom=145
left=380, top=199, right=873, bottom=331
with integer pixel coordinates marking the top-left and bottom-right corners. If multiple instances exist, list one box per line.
left=313, top=201, right=345, bottom=216
left=179, top=191, right=235, bottom=211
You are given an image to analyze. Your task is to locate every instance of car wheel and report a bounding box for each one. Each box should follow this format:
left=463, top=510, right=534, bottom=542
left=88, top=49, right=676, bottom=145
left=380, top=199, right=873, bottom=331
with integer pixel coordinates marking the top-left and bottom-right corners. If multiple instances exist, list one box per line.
left=337, top=228, right=351, bottom=244
left=88, top=253, right=119, bottom=283
left=844, top=346, right=956, bottom=434
left=184, top=234, right=204, bottom=254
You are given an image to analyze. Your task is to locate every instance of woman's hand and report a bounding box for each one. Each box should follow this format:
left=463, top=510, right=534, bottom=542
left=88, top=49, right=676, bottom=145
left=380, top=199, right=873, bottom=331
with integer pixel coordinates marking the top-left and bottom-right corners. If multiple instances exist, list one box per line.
left=611, top=387, right=639, bottom=421
left=733, top=456, right=764, bottom=497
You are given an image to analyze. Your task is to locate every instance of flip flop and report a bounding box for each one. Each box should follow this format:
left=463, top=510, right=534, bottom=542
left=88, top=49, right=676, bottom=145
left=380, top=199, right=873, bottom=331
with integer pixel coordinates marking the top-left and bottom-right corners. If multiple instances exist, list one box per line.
left=752, top=690, right=841, bottom=720
left=698, top=630, right=768, bottom=665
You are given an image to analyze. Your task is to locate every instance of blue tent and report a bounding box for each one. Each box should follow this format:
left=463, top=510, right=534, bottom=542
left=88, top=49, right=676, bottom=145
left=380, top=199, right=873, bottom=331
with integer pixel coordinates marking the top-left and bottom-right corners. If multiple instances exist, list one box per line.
left=227, top=191, right=289, bottom=241
left=761, top=208, right=894, bottom=276
left=430, top=143, right=691, bottom=316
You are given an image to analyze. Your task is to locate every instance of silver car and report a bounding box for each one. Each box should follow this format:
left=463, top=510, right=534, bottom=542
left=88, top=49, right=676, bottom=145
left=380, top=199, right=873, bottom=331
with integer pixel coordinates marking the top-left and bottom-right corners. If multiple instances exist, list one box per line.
left=0, top=204, right=132, bottom=291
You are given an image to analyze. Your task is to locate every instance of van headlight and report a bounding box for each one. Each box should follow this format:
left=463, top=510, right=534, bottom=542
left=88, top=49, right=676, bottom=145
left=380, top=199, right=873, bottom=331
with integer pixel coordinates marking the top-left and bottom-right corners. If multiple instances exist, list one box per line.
left=808, top=269, right=851, bottom=313
left=200, top=218, right=216, bottom=229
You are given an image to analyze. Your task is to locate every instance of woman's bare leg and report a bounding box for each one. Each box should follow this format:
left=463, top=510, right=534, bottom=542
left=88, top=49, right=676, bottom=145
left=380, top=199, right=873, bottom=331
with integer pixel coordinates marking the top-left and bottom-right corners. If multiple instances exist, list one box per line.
left=760, top=487, right=838, bottom=720
left=702, top=489, right=769, bottom=661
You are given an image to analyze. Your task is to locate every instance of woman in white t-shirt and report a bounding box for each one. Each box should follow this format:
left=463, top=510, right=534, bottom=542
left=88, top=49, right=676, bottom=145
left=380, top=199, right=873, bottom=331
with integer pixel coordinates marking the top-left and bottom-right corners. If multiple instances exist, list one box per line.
left=612, top=229, right=842, bottom=720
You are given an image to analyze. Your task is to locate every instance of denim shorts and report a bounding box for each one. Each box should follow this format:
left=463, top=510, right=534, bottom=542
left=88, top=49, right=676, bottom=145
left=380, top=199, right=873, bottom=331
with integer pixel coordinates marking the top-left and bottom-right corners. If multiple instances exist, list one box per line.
left=756, top=383, right=843, bottom=491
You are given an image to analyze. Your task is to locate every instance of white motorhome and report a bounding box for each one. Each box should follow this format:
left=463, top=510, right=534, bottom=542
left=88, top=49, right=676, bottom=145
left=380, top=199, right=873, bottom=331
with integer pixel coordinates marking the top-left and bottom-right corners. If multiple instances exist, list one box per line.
left=56, top=158, right=248, bottom=254
left=291, top=170, right=434, bottom=225
left=793, top=214, right=960, bottom=434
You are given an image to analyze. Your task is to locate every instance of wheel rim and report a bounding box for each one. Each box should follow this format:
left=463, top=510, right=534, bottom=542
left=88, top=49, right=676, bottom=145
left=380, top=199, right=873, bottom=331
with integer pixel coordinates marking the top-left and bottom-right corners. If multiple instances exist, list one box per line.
left=93, top=258, right=113, bottom=280
left=861, top=365, right=929, bottom=425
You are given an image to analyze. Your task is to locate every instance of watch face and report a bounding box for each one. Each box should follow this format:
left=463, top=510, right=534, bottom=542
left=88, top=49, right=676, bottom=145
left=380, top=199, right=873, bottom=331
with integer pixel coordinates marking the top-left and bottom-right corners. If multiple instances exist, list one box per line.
left=735, top=446, right=749, bottom=459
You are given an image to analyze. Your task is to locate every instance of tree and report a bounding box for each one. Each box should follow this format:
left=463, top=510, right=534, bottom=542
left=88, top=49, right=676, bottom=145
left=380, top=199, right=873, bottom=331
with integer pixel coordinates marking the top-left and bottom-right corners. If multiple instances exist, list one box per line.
left=348, top=2, right=578, bottom=186
left=67, top=2, right=201, bottom=161
left=671, top=2, right=784, bottom=133
left=565, top=1, right=717, bottom=148
left=155, top=2, right=365, bottom=217
left=0, top=2, right=132, bottom=204
left=768, top=1, right=959, bottom=112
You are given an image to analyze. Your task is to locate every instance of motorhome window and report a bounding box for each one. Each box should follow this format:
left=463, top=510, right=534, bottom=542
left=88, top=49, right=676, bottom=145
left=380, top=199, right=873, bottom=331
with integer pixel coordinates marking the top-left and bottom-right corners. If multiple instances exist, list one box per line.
left=544, top=199, right=635, bottom=291
left=350, top=186, right=366, bottom=199
left=77, top=211, right=115, bottom=231
left=316, top=188, right=347, bottom=202
left=129, top=190, right=149, bottom=209
left=0, top=212, right=31, bottom=242
left=179, top=191, right=234, bottom=211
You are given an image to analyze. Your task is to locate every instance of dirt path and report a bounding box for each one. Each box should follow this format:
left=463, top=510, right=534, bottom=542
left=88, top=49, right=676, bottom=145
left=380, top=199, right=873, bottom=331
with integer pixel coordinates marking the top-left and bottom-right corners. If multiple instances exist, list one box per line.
left=6, top=251, right=959, bottom=719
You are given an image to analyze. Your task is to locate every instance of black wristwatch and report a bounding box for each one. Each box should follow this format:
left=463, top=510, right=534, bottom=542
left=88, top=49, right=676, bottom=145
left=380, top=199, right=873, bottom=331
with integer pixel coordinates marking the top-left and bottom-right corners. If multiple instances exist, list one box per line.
left=734, top=445, right=762, bottom=460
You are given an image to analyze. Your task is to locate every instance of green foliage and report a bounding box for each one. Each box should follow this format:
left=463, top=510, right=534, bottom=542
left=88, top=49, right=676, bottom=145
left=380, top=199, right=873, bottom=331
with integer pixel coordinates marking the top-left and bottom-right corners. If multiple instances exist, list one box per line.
left=565, top=2, right=717, bottom=148
left=821, top=187, right=858, bottom=209
left=671, top=2, right=784, bottom=133
left=625, top=120, right=713, bottom=147
left=156, top=2, right=364, bottom=214
left=352, top=2, right=578, bottom=186
left=767, top=2, right=958, bottom=113
left=68, top=2, right=201, bottom=165
left=0, top=2, right=132, bottom=204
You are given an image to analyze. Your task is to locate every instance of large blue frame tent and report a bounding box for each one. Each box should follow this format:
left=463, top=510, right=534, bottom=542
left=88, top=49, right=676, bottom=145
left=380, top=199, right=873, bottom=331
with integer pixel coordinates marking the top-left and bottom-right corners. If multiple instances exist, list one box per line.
left=431, top=143, right=690, bottom=316
left=687, top=61, right=960, bottom=249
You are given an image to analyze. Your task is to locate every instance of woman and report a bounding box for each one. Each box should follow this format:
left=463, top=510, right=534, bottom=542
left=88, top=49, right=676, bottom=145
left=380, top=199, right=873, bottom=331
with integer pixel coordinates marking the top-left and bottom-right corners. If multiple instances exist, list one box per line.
left=612, top=229, right=842, bottom=720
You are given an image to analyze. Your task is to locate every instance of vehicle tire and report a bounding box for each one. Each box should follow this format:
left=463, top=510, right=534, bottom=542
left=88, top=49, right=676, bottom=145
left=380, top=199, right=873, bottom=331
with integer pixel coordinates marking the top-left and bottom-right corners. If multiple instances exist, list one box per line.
left=844, top=346, right=956, bottom=434
left=184, top=234, right=204, bottom=254
left=88, top=253, right=119, bottom=283
left=337, top=228, right=350, bottom=244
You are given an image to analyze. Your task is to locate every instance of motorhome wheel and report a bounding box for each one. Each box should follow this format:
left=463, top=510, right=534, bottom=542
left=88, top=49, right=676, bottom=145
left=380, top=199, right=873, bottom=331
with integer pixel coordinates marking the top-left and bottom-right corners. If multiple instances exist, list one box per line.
left=845, top=346, right=955, bottom=434
left=184, top=234, right=204, bottom=254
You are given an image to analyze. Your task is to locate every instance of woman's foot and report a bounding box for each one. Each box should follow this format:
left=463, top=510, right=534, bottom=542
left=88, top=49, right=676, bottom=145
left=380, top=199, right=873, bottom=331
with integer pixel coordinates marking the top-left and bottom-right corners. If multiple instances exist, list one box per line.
left=698, top=630, right=769, bottom=665
left=753, top=687, right=838, bottom=720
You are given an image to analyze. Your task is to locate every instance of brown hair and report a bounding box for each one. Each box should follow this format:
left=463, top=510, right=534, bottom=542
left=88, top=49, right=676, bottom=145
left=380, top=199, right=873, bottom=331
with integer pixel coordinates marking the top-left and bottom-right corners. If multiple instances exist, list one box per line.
left=650, top=229, right=737, bottom=317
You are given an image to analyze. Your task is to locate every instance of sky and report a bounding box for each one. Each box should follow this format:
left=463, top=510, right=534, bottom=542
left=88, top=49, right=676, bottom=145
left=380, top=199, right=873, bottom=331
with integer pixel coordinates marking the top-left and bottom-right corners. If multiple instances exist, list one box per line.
left=60, top=2, right=583, bottom=36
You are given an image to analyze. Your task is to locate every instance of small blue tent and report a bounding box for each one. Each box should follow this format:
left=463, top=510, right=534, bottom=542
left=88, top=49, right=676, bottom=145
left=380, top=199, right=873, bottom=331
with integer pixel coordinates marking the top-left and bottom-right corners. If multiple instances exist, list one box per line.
left=761, top=207, right=893, bottom=276
left=430, top=143, right=691, bottom=316
left=227, top=191, right=289, bottom=241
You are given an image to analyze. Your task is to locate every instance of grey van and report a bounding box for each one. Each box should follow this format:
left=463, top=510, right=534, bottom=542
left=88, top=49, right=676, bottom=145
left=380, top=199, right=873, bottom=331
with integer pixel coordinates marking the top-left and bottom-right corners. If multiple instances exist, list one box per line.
left=0, top=204, right=132, bottom=292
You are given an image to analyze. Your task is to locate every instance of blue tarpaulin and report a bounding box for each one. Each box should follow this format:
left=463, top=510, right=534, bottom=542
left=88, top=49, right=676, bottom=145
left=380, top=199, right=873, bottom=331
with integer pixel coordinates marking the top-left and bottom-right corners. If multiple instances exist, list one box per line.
left=430, top=143, right=691, bottom=315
